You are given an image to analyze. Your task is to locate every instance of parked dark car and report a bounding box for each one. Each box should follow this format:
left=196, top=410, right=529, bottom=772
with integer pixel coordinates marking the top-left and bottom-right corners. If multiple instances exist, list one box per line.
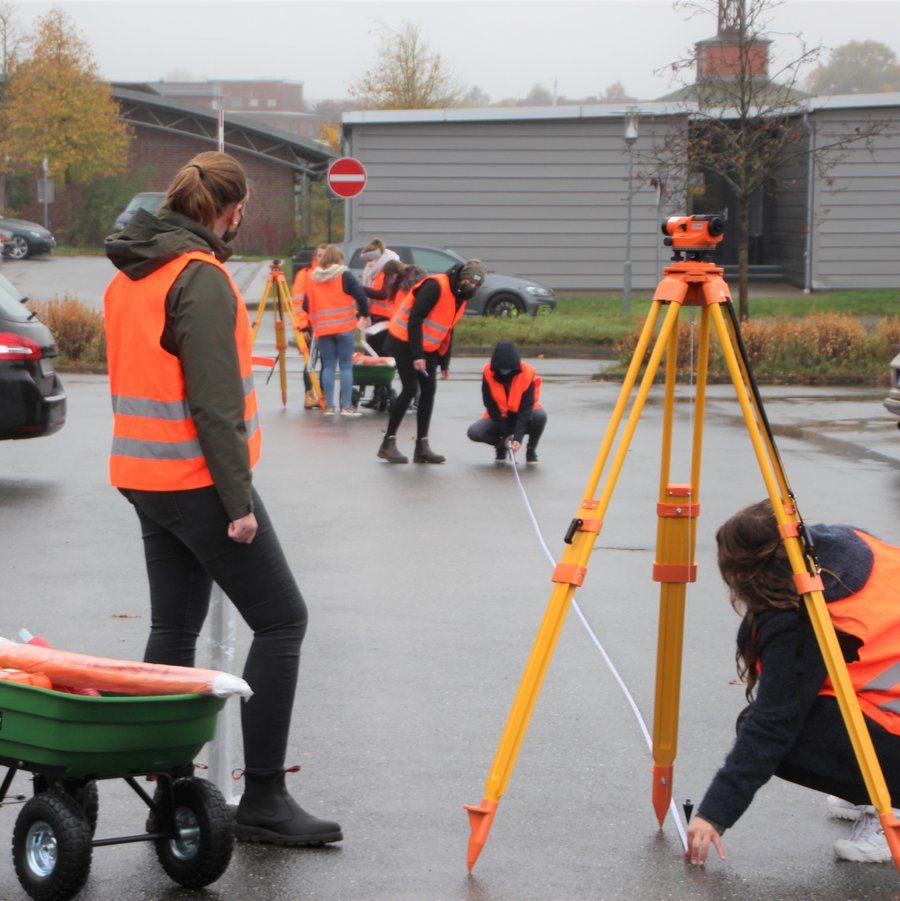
left=114, top=192, right=167, bottom=232
left=0, top=216, right=57, bottom=260
left=0, top=274, right=66, bottom=439
left=328, top=242, right=556, bottom=317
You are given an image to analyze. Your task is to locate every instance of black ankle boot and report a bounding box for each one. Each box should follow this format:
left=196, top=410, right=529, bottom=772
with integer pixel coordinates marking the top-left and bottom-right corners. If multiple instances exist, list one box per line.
left=235, top=771, right=342, bottom=846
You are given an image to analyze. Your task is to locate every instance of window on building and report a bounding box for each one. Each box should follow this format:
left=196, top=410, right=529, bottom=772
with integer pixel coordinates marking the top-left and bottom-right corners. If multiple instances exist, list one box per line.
left=250, top=98, right=259, bottom=108
left=231, top=98, right=243, bottom=109
left=267, top=99, right=277, bottom=108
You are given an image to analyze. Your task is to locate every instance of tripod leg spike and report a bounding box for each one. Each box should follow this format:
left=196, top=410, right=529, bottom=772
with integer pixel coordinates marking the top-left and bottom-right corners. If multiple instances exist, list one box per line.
left=465, top=798, right=498, bottom=872
left=651, top=764, right=673, bottom=827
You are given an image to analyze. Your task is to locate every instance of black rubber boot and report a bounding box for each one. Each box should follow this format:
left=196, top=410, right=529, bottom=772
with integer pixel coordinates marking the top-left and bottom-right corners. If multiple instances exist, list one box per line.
left=235, top=771, right=342, bottom=846
left=526, top=445, right=539, bottom=463
left=495, top=444, right=507, bottom=462
left=413, top=438, right=445, bottom=464
left=377, top=435, right=409, bottom=463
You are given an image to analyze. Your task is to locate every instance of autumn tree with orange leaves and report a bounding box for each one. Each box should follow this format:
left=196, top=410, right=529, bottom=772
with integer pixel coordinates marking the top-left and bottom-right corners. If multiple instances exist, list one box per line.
left=0, top=9, right=131, bottom=207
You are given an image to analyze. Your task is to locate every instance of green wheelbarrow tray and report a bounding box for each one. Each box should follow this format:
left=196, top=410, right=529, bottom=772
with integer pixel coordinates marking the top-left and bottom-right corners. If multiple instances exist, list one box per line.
left=0, top=682, right=225, bottom=779
left=352, top=361, right=396, bottom=389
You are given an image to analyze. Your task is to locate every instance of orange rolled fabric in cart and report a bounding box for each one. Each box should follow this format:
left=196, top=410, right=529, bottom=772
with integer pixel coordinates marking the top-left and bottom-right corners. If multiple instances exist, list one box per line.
left=0, top=641, right=252, bottom=699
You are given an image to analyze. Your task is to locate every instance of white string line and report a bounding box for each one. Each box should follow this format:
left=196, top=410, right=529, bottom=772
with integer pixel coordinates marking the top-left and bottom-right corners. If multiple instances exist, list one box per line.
left=507, top=449, right=689, bottom=850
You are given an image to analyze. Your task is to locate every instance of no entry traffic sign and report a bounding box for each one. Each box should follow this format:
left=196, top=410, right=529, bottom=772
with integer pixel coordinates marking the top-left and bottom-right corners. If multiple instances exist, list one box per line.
left=326, top=157, right=367, bottom=198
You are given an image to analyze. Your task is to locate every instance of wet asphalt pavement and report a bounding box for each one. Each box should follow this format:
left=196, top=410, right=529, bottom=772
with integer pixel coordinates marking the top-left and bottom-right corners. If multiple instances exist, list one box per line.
left=3, top=253, right=900, bottom=898
left=4, top=336, right=900, bottom=901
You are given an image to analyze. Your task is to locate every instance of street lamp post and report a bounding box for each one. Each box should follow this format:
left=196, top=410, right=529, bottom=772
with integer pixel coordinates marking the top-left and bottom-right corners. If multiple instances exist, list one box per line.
left=623, top=109, right=639, bottom=315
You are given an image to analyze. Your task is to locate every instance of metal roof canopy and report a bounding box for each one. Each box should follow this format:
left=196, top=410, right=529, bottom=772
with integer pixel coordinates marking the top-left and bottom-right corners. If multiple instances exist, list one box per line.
left=113, top=86, right=335, bottom=179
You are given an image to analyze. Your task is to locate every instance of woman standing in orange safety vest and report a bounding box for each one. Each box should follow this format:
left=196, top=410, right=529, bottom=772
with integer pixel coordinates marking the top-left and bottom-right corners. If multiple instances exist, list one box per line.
left=304, top=244, right=370, bottom=416
left=377, top=259, right=486, bottom=464
left=104, top=151, right=341, bottom=848
left=467, top=340, right=547, bottom=463
left=687, top=500, right=900, bottom=866
left=291, top=244, right=325, bottom=409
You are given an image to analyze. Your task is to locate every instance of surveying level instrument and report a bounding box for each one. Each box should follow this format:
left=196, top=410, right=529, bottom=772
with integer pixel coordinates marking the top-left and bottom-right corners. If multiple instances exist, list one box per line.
left=465, top=214, right=900, bottom=874
left=250, top=260, right=324, bottom=408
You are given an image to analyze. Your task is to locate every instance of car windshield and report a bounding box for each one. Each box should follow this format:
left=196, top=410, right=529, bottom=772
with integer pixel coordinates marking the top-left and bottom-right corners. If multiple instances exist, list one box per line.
left=408, top=247, right=464, bottom=273
left=126, top=194, right=165, bottom=213
left=0, top=281, right=31, bottom=322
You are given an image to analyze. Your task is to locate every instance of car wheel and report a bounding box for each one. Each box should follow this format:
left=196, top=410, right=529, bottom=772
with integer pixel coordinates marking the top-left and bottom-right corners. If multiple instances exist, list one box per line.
left=5, top=235, right=31, bottom=260
left=485, top=293, right=523, bottom=318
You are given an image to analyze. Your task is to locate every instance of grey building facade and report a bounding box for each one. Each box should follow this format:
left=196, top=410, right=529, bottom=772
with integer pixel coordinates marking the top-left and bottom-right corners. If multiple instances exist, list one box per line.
left=341, top=94, right=900, bottom=293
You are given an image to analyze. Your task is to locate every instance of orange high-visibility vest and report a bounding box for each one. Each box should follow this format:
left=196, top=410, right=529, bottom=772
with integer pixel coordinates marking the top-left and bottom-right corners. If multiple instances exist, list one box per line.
left=388, top=273, right=466, bottom=354
left=291, top=266, right=312, bottom=329
left=104, top=251, right=260, bottom=491
left=482, top=363, right=542, bottom=417
left=306, top=273, right=358, bottom=337
left=369, top=272, right=395, bottom=320
left=820, top=531, right=900, bottom=734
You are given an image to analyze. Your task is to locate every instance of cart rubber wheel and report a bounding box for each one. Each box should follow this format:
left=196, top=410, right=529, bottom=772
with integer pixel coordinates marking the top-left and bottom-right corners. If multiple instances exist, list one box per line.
left=33, top=778, right=99, bottom=837
left=151, top=777, right=234, bottom=889
left=12, top=790, right=92, bottom=901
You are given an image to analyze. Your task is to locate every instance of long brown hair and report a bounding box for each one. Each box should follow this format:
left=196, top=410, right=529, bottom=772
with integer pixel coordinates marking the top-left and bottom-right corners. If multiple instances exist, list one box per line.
left=716, top=500, right=799, bottom=698
left=161, top=151, right=248, bottom=229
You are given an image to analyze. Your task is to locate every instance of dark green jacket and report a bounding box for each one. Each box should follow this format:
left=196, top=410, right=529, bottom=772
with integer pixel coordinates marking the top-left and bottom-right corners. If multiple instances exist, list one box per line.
left=105, top=209, right=252, bottom=520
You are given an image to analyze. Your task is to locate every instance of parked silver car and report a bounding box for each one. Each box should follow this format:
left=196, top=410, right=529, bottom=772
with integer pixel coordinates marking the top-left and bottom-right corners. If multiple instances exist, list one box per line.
left=884, top=349, right=900, bottom=425
left=335, top=242, right=556, bottom=317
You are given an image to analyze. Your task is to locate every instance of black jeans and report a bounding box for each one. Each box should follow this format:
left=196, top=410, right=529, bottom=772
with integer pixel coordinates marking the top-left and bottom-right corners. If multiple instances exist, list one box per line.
left=467, top=409, right=548, bottom=450
left=120, top=485, right=307, bottom=775
left=383, top=334, right=437, bottom=439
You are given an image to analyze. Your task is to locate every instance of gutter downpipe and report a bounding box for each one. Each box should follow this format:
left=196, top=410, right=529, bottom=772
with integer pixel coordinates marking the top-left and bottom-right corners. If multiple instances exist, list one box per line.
left=803, top=110, right=816, bottom=294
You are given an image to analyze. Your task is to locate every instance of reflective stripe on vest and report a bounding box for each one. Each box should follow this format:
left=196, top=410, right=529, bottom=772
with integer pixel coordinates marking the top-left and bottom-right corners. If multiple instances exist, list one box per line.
left=388, top=273, right=466, bottom=353
left=306, top=273, right=358, bottom=336
left=483, top=363, right=539, bottom=416
left=819, top=531, right=900, bottom=734
left=104, top=251, right=260, bottom=490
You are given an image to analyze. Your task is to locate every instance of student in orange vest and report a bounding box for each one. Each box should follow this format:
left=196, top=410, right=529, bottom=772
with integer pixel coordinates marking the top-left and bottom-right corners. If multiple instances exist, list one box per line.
left=104, top=151, right=342, bottom=848
left=377, top=259, right=485, bottom=463
left=292, top=245, right=325, bottom=409
left=360, top=237, right=400, bottom=293
left=467, top=340, right=546, bottom=463
left=687, top=499, right=900, bottom=866
left=304, top=244, right=371, bottom=416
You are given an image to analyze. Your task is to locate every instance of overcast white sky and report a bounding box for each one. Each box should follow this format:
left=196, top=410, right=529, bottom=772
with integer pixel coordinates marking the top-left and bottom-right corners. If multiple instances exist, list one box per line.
left=12, top=0, right=899, bottom=104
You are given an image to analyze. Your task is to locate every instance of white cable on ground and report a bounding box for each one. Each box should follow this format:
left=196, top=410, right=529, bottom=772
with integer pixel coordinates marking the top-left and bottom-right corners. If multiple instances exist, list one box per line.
left=507, top=448, right=689, bottom=850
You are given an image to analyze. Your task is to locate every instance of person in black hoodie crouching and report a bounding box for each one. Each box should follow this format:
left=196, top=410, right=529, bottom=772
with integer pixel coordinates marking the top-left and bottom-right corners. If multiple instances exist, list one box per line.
left=467, top=341, right=547, bottom=463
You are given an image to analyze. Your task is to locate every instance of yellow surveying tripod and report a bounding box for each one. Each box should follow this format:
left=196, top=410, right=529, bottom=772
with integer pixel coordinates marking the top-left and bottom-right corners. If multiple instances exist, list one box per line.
left=465, top=214, right=900, bottom=874
left=250, top=260, right=323, bottom=408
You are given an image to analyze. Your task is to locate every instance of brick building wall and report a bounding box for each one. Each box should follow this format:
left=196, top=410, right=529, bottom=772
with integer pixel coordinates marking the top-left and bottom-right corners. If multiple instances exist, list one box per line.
left=20, top=126, right=298, bottom=255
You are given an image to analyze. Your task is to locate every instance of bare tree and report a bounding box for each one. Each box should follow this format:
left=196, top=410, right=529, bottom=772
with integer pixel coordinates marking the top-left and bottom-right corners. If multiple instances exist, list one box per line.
left=348, top=20, right=467, bottom=110
left=0, top=0, right=22, bottom=78
left=641, top=0, right=882, bottom=319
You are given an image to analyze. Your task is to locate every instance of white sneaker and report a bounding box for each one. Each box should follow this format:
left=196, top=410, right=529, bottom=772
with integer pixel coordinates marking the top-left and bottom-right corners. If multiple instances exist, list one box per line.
left=827, top=795, right=865, bottom=821
left=834, top=808, right=891, bottom=863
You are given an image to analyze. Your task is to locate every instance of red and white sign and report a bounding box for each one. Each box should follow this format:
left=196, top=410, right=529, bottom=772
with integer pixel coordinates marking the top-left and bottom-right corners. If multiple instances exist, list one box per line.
left=326, top=157, right=367, bottom=198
